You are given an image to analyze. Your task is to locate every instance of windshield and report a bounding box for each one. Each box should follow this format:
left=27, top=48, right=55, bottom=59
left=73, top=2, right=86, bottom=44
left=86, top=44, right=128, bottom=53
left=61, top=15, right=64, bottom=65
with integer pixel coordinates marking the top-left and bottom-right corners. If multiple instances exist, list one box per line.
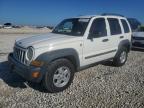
left=138, top=26, right=144, bottom=32
left=52, top=18, right=90, bottom=36
left=127, top=18, right=141, bottom=32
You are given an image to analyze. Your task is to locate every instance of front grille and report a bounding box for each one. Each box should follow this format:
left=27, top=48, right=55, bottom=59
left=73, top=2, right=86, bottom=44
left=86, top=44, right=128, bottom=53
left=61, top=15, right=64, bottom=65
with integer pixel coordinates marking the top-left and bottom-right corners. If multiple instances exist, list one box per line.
left=13, top=46, right=27, bottom=65
left=132, top=37, right=144, bottom=40
left=133, top=42, right=144, bottom=47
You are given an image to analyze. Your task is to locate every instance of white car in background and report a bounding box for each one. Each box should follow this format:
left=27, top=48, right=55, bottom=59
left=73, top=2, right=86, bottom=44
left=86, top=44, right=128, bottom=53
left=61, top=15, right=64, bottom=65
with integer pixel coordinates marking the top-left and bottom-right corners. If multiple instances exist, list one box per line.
left=132, top=27, right=144, bottom=49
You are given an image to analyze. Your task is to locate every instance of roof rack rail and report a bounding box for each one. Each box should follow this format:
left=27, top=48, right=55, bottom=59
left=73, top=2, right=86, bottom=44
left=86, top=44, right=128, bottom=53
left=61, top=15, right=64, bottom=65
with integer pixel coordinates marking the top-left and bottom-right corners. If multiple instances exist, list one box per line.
left=101, top=13, right=125, bottom=17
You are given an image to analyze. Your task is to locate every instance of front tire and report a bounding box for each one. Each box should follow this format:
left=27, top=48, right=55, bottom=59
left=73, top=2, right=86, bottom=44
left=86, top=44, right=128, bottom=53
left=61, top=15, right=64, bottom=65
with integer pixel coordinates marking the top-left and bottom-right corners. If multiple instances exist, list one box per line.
left=43, top=59, right=75, bottom=93
left=113, top=47, right=128, bottom=67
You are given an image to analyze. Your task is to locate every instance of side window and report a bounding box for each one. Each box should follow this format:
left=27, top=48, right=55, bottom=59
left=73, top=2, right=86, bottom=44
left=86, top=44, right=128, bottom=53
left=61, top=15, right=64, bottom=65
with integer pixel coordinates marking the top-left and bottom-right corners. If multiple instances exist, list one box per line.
left=62, top=22, right=73, bottom=33
left=108, top=18, right=122, bottom=35
left=121, top=19, right=130, bottom=33
left=90, top=18, right=107, bottom=38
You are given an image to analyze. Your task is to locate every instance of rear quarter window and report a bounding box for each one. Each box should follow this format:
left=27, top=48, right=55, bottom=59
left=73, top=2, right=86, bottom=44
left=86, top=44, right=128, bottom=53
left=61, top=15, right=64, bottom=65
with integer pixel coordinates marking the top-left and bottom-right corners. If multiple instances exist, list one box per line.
left=121, top=19, right=130, bottom=33
left=108, top=18, right=122, bottom=35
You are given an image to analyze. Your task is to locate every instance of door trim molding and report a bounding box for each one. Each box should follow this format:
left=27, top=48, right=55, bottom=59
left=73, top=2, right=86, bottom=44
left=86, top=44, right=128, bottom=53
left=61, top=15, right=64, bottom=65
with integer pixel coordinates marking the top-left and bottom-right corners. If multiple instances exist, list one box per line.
left=85, top=49, right=117, bottom=59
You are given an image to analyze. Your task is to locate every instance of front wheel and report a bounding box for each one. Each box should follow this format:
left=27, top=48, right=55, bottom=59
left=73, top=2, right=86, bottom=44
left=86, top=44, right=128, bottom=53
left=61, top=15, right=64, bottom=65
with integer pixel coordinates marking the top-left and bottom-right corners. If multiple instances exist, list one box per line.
left=43, top=59, right=75, bottom=93
left=113, top=47, right=128, bottom=67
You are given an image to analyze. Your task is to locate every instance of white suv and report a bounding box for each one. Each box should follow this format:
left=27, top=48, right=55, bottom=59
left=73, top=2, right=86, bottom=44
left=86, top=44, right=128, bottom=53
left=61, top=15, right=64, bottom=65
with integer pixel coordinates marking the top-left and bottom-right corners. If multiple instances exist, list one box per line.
left=132, top=27, right=144, bottom=49
left=9, top=14, right=132, bottom=92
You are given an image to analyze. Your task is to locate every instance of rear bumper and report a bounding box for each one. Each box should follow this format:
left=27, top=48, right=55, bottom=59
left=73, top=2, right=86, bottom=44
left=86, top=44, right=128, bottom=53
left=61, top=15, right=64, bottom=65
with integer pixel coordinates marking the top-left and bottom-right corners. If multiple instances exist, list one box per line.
left=8, top=53, right=43, bottom=83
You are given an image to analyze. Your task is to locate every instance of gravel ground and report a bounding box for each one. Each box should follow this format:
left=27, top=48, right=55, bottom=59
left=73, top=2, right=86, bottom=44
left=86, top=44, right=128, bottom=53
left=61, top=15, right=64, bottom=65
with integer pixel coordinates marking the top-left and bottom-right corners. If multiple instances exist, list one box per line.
left=0, top=34, right=144, bottom=108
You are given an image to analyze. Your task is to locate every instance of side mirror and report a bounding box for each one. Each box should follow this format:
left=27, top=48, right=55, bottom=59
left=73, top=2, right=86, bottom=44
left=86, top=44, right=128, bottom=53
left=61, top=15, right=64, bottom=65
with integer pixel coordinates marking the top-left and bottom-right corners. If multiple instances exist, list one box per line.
left=88, top=33, right=94, bottom=39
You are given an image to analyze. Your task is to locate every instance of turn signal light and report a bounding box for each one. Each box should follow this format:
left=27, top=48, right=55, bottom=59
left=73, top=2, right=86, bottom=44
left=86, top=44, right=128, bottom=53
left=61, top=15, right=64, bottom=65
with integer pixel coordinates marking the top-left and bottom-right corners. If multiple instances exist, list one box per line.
left=32, top=72, right=40, bottom=78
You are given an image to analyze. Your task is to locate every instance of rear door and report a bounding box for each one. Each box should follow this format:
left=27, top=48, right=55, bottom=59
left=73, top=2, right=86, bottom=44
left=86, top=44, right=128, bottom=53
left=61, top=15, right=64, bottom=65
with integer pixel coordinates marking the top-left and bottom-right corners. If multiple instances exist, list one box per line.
left=107, top=18, right=123, bottom=53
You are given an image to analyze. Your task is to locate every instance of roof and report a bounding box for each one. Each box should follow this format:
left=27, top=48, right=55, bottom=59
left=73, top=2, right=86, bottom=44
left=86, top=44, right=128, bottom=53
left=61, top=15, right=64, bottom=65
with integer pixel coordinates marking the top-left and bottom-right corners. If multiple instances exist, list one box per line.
left=73, top=13, right=125, bottom=19
left=75, top=15, right=98, bottom=18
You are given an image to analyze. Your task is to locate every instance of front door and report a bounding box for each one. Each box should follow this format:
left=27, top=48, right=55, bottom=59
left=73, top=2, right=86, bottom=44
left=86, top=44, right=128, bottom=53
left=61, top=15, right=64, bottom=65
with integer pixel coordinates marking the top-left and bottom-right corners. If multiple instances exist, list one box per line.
left=83, top=18, right=115, bottom=66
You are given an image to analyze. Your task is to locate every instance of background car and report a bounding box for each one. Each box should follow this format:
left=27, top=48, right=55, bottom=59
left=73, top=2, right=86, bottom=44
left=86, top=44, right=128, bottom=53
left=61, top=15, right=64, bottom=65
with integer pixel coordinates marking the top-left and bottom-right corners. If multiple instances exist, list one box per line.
left=127, top=18, right=141, bottom=32
left=132, top=26, right=144, bottom=49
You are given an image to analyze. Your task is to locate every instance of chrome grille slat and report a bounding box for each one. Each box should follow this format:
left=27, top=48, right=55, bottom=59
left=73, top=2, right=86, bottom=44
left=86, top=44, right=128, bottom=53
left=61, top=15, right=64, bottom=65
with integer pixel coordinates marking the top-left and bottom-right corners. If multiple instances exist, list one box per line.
left=13, top=45, right=27, bottom=65
left=23, top=52, right=25, bottom=63
left=20, top=51, right=23, bottom=62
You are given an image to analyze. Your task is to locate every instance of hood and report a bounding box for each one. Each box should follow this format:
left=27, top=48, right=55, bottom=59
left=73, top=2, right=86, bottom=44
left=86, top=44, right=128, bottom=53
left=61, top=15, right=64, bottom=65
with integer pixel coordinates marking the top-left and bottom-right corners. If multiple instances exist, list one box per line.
left=132, top=32, right=144, bottom=38
left=15, top=33, right=78, bottom=48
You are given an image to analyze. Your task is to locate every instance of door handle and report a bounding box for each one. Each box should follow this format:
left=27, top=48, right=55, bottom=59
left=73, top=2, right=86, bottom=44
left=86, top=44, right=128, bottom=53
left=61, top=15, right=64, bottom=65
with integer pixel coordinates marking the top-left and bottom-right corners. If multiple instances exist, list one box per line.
left=102, top=39, right=109, bottom=42
left=120, top=36, right=124, bottom=39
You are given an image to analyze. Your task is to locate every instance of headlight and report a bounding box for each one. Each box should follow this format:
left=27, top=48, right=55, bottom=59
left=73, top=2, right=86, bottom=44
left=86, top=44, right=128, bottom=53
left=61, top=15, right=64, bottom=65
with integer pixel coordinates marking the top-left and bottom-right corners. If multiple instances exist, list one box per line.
left=26, top=47, right=34, bottom=61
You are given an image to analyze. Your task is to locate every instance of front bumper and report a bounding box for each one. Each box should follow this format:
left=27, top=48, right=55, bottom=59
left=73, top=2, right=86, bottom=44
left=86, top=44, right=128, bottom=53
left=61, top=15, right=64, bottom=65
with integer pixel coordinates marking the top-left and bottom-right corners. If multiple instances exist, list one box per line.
left=132, top=40, right=144, bottom=49
left=8, top=53, right=43, bottom=83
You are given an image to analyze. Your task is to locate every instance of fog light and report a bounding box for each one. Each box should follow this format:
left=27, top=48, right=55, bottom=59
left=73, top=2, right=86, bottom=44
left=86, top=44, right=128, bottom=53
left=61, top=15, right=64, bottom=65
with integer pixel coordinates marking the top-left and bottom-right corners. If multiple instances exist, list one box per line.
left=31, top=60, right=44, bottom=67
left=32, top=72, right=40, bottom=78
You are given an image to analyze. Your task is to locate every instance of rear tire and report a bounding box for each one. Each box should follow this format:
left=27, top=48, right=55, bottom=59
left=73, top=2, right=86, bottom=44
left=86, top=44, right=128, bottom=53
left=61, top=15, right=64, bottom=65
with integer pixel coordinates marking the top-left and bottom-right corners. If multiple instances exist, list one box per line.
left=113, top=47, right=128, bottom=67
left=43, top=58, right=75, bottom=93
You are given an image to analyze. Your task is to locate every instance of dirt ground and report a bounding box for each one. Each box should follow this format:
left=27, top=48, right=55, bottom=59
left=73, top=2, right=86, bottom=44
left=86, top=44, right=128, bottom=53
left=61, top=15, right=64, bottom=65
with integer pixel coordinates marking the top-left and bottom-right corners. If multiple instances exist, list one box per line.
left=0, top=33, right=144, bottom=108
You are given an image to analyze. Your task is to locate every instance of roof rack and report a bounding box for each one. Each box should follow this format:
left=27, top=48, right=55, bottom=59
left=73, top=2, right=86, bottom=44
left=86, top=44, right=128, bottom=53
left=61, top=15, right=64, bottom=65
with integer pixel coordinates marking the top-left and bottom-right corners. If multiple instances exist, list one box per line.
left=101, top=13, right=125, bottom=17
